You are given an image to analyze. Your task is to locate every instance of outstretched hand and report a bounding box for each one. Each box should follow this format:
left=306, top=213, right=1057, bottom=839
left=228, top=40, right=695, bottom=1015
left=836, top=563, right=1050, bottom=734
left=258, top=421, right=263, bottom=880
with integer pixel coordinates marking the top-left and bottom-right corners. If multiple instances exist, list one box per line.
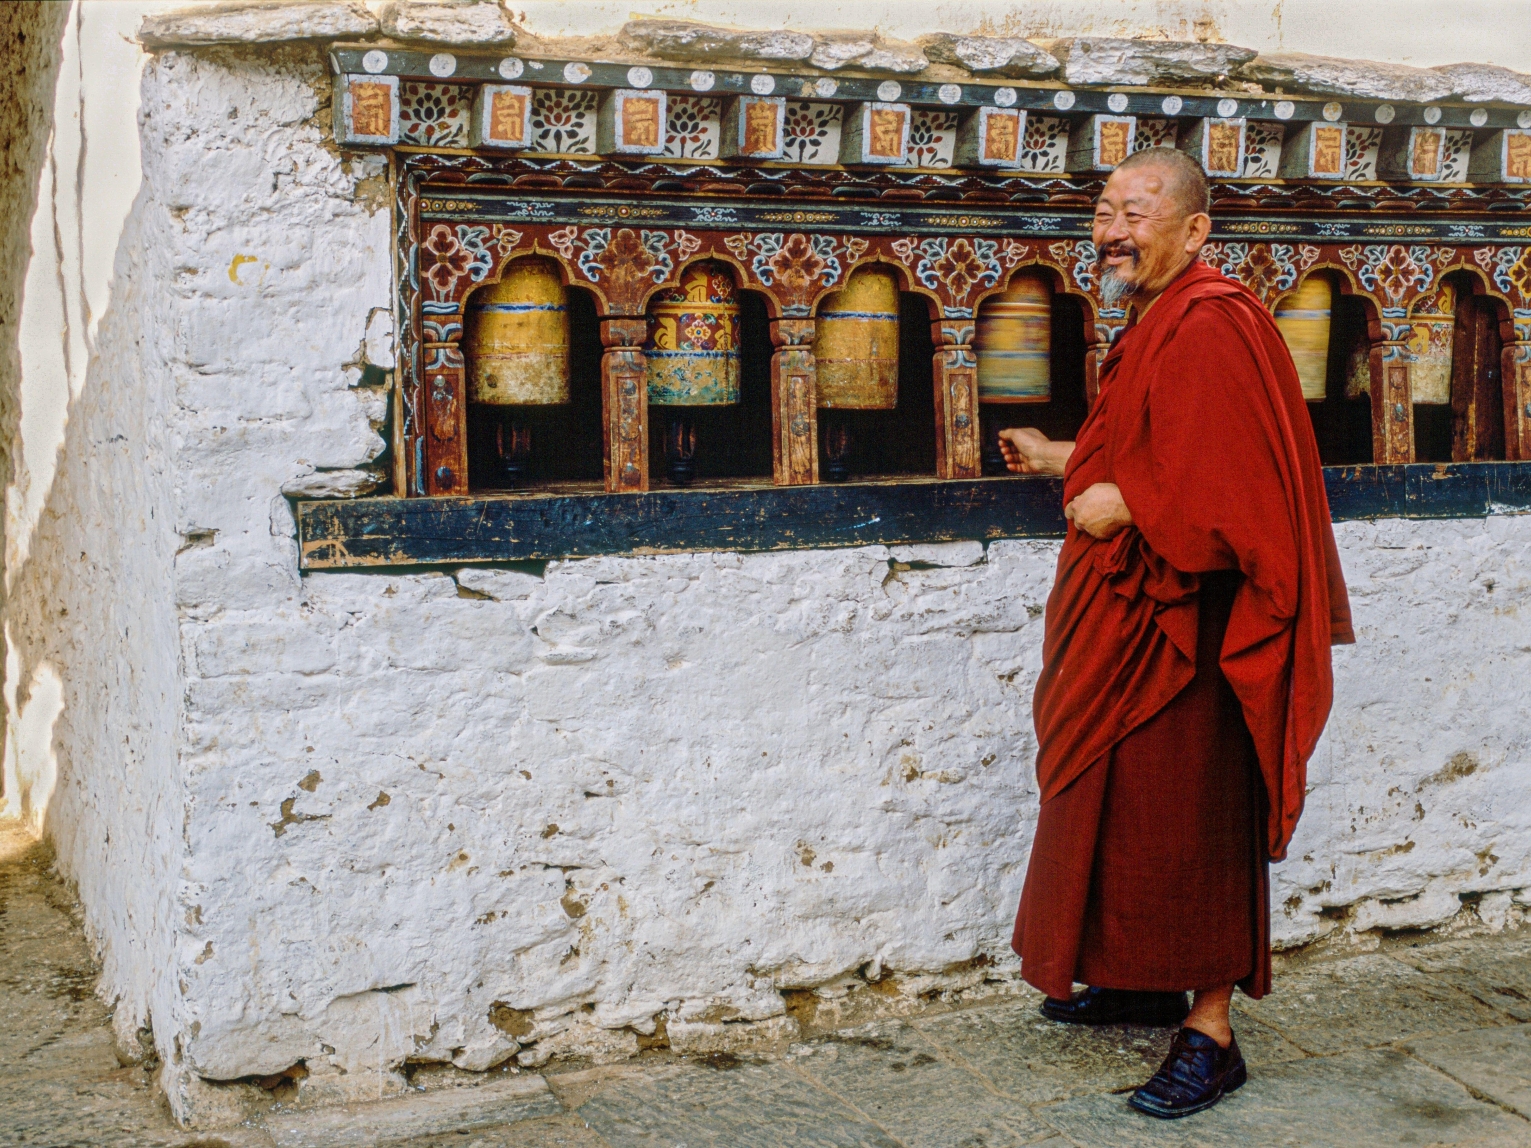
left=1065, top=482, right=1133, bottom=539
left=997, top=428, right=1073, bottom=476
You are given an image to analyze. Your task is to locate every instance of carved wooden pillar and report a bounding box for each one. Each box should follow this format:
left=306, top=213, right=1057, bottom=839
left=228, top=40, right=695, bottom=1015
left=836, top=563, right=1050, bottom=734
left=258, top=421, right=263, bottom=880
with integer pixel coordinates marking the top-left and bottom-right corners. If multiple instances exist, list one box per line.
left=770, top=317, right=818, bottom=486
left=422, top=339, right=469, bottom=496
left=931, top=319, right=981, bottom=479
left=1370, top=321, right=1415, bottom=464
left=600, top=317, right=649, bottom=493
left=1502, top=340, right=1531, bottom=461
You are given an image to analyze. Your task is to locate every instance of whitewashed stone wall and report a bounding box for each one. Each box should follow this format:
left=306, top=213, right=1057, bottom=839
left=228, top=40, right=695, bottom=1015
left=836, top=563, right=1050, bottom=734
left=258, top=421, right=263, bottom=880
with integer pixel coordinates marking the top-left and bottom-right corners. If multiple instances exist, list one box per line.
left=8, top=43, right=1531, bottom=1126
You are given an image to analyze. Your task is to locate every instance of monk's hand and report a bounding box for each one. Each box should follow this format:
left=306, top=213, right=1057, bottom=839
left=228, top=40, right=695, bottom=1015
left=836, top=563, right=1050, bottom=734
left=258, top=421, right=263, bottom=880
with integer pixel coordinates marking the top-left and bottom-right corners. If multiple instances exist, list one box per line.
left=997, top=427, right=1072, bottom=476
left=1064, top=482, right=1133, bottom=539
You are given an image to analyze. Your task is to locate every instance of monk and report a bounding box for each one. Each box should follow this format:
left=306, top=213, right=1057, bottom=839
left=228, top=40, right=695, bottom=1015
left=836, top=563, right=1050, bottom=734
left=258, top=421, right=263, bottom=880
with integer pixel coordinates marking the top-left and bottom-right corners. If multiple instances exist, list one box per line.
left=1000, top=147, right=1353, bottom=1119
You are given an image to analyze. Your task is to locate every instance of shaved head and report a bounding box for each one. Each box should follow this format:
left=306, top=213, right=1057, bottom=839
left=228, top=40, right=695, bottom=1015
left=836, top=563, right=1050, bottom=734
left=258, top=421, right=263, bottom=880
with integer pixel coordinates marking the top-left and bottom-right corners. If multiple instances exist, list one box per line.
left=1112, top=147, right=1211, bottom=220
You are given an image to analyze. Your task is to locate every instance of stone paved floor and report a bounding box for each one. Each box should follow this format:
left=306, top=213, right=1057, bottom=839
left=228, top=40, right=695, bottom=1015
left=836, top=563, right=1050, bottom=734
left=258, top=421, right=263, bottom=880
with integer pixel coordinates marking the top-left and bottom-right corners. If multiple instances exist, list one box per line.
left=5, top=821, right=1531, bottom=1147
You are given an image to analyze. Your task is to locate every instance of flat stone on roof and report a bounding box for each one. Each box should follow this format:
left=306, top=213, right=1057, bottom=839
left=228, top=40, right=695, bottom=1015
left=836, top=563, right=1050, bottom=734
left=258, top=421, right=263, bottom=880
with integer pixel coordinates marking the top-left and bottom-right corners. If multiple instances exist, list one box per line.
left=919, top=33, right=1061, bottom=79
left=1432, top=62, right=1531, bottom=106
left=139, top=0, right=376, bottom=46
left=377, top=0, right=517, bottom=46
left=1038, top=37, right=1257, bottom=86
left=1238, top=51, right=1457, bottom=102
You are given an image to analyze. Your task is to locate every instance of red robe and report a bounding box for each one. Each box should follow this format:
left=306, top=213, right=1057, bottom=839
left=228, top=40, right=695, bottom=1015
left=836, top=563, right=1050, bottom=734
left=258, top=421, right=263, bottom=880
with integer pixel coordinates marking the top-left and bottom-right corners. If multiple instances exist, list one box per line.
left=1012, top=260, right=1353, bottom=999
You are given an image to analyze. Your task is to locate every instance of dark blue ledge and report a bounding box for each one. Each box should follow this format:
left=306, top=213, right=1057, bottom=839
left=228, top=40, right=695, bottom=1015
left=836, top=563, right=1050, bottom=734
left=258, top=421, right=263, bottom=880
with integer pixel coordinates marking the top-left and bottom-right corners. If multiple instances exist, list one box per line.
left=296, top=462, right=1531, bottom=569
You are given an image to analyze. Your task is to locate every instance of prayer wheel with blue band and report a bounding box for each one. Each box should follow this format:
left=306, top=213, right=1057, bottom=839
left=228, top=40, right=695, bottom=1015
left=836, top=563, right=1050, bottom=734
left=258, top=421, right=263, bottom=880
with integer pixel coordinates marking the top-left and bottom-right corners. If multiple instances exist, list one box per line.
left=814, top=266, right=900, bottom=409
left=977, top=272, right=1053, bottom=403
left=463, top=257, right=570, bottom=406
left=645, top=262, right=741, bottom=406
left=1274, top=276, right=1333, bottom=402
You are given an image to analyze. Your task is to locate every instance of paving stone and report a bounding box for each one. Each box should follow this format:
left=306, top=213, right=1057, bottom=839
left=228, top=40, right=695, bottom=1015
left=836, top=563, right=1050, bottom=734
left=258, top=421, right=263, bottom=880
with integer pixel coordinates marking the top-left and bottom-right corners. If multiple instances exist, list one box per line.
left=578, top=1061, right=900, bottom=1148
left=1406, top=1024, right=1531, bottom=1119
left=264, top=1074, right=562, bottom=1147
left=1234, top=953, right=1510, bottom=1055
left=788, top=1019, right=1057, bottom=1147
left=1035, top=1048, right=1529, bottom=1147
left=1393, top=934, right=1531, bottom=1022
left=393, top=1113, right=612, bottom=1147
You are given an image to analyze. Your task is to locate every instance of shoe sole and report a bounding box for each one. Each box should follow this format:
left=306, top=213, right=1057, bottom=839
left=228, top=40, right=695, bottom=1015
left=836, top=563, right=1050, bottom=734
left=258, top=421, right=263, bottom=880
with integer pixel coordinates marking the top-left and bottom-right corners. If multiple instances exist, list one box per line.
left=1127, top=1062, right=1248, bottom=1119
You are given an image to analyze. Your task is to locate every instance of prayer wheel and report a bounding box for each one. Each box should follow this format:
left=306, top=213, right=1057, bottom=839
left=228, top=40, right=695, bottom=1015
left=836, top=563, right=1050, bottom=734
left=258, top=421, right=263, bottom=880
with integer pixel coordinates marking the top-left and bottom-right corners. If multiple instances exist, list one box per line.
left=463, top=257, right=570, bottom=406
left=1274, top=276, right=1333, bottom=402
left=976, top=273, right=1053, bottom=403
left=1407, top=280, right=1456, bottom=405
left=645, top=262, right=741, bottom=406
left=813, top=265, right=900, bottom=409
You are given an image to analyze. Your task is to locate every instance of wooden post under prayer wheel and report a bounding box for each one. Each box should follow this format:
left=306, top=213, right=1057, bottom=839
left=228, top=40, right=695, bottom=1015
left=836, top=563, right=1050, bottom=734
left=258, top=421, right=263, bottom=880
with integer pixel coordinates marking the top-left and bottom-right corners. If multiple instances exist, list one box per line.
left=462, top=256, right=571, bottom=488
left=976, top=271, right=1052, bottom=474
left=645, top=262, right=741, bottom=486
left=813, top=265, right=899, bottom=482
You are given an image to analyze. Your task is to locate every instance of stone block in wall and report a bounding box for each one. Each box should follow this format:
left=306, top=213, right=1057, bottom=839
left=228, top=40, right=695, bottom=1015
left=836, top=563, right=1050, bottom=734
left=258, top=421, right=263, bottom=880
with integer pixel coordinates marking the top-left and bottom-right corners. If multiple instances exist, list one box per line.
left=905, top=109, right=958, bottom=168
left=597, top=89, right=668, bottom=156
left=1378, top=126, right=1448, bottom=181
left=1244, top=120, right=1284, bottom=178
left=1468, top=130, right=1531, bottom=183
left=1431, top=62, right=1531, bottom=106
left=782, top=101, right=843, bottom=164
left=530, top=89, right=597, bottom=155
left=1345, top=125, right=1383, bottom=180
left=1237, top=52, right=1455, bottom=103
left=333, top=73, right=399, bottom=147
left=621, top=19, right=814, bottom=63
left=1280, top=120, right=1348, bottom=180
left=1039, top=37, right=1256, bottom=86
left=139, top=0, right=376, bottom=46
left=1019, top=114, right=1069, bottom=173
left=664, top=95, right=722, bottom=160
left=1180, top=118, right=1246, bottom=177
left=954, top=107, right=1026, bottom=170
left=839, top=102, right=911, bottom=166
left=1066, top=114, right=1135, bottom=173
left=918, top=33, right=1060, bottom=79
left=721, top=95, right=785, bottom=160
left=378, top=0, right=517, bottom=45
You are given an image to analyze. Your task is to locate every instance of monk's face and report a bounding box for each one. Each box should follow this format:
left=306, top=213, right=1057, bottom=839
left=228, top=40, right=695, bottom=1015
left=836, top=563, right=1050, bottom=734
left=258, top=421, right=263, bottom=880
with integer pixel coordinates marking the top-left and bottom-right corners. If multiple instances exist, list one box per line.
left=1091, top=164, right=1210, bottom=307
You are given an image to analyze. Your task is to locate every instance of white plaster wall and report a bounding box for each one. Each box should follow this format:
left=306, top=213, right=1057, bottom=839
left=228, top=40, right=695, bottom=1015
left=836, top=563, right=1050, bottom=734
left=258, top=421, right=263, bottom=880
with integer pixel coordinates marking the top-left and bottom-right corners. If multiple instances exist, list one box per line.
left=9, top=11, right=1531, bottom=1126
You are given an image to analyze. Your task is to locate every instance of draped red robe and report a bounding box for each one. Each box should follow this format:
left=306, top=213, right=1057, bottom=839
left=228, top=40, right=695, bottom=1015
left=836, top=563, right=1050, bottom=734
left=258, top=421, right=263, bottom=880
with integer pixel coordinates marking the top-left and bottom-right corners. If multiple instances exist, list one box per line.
left=1013, top=259, right=1353, bottom=999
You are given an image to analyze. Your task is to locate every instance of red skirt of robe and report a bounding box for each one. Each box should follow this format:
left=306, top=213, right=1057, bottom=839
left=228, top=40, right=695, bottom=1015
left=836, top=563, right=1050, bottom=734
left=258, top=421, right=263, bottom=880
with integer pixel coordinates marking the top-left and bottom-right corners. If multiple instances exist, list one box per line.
left=1012, top=570, right=1270, bottom=1000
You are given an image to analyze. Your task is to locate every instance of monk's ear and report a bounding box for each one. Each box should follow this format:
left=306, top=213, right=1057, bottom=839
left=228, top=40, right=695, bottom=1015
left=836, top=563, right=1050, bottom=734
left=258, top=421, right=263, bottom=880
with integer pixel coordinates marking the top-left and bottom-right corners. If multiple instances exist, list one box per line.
left=1184, top=212, right=1212, bottom=253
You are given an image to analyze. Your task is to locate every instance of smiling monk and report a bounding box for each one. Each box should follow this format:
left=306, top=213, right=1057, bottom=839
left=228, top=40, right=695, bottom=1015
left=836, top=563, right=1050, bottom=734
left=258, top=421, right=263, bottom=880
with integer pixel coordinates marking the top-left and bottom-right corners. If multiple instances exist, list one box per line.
left=1000, top=147, right=1354, bottom=1118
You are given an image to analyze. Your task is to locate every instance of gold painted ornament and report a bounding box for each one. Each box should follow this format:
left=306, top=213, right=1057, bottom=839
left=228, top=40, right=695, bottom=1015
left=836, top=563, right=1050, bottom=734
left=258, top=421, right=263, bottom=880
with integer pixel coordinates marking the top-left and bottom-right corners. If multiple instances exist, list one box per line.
left=463, top=257, right=570, bottom=406
left=977, top=273, right=1053, bottom=403
left=1407, top=281, right=1457, bottom=405
left=646, top=262, right=741, bottom=406
left=814, top=265, right=900, bottom=409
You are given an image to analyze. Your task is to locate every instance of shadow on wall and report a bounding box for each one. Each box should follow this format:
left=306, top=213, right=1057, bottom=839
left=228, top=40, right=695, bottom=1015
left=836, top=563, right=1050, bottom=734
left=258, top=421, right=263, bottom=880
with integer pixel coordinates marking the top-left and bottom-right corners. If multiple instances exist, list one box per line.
left=0, top=654, right=64, bottom=834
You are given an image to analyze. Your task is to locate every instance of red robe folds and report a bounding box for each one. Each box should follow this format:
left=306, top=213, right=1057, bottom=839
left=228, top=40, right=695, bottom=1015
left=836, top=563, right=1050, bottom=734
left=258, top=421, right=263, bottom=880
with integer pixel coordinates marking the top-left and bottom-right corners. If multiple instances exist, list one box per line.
left=1012, top=260, right=1353, bottom=1000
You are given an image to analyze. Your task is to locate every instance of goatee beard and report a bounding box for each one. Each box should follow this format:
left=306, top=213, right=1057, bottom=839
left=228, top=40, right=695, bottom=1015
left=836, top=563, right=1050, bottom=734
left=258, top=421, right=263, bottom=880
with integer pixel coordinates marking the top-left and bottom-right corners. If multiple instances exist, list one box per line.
left=1099, top=265, right=1140, bottom=308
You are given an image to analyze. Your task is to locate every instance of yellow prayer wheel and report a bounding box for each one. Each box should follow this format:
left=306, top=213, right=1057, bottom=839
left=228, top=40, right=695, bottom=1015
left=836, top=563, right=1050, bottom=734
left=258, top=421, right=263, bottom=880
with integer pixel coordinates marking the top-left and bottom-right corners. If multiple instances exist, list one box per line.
left=814, top=265, right=900, bottom=409
left=1407, top=281, right=1456, bottom=405
left=1274, top=276, right=1333, bottom=402
left=977, top=273, right=1052, bottom=403
left=463, top=257, right=570, bottom=406
left=646, top=262, right=741, bottom=406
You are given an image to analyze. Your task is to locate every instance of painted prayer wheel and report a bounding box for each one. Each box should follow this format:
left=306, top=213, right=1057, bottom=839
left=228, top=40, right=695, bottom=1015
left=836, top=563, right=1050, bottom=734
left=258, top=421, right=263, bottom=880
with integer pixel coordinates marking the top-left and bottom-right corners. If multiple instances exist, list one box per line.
left=1407, top=280, right=1457, bottom=404
left=645, top=262, right=741, bottom=406
left=1274, top=276, right=1333, bottom=402
left=976, top=272, right=1053, bottom=403
left=463, top=257, right=570, bottom=406
left=813, top=265, right=900, bottom=409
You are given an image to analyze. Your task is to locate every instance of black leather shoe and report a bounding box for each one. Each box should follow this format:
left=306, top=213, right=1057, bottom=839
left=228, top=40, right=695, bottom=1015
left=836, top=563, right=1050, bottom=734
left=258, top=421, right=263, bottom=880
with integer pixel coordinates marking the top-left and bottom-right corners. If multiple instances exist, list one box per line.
left=1040, top=986, right=1191, bottom=1027
left=1128, top=1027, right=1248, bottom=1118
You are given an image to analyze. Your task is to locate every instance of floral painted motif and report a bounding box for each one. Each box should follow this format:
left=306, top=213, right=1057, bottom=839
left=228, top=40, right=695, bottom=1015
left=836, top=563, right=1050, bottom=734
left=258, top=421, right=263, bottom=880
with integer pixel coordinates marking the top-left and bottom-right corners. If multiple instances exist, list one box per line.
left=904, top=110, right=958, bottom=169
left=1474, top=246, right=1531, bottom=304
left=1440, top=130, right=1474, bottom=183
left=664, top=96, right=721, bottom=160
left=1133, top=118, right=1178, bottom=150
left=1344, top=126, right=1384, bottom=181
left=782, top=102, right=842, bottom=164
left=1203, top=242, right=1321, bottom=303
left=531, top=89, right=597, bottom=154
left=419, top=224, right=523, bottom=301
left=739, top=233, right=844, bottom=314
left=1340, top=244, right=1445, bottom=306
left=400, top=82, right=471, bottom=147
left=1048, top=240, right=1099, bottom=295
left=545, top=227, right=705, bottom=312
left=1019, top=116, right=1068, bottom=174
left=1243, top=122, right=1284, bottom=179
left=892, top=236, right=1027, bottom=315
